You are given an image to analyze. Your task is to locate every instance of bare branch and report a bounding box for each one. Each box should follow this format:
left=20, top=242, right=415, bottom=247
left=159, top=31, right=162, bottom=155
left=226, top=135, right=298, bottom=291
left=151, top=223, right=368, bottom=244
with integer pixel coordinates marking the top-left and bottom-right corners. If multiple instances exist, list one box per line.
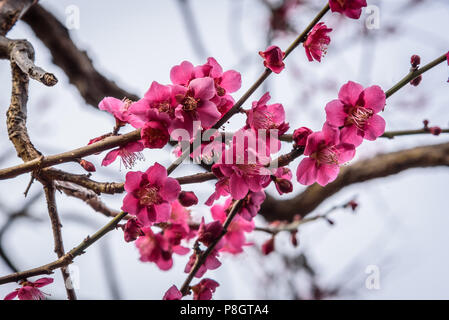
left=260, top=141, right=449, bottom=222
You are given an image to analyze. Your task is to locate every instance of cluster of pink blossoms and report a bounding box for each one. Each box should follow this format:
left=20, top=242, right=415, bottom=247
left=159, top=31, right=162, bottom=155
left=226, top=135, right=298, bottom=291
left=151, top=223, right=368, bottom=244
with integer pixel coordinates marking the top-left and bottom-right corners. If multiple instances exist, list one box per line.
left=81, top=1, right=379, bottom=301
left=296, top=81, right=386, bottom=186
left=93, top=57, right=242, bottom=169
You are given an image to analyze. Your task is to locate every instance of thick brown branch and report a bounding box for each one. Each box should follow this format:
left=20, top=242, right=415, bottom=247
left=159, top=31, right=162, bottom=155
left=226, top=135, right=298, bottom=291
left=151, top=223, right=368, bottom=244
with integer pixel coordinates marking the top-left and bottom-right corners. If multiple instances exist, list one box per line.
left=21, top=4, right=139, bottom=107
left=260, top=142, right=449, bottom=222
left=0, top=130, right=141, bottom=180
left=0, top=0, right=36, bottom=35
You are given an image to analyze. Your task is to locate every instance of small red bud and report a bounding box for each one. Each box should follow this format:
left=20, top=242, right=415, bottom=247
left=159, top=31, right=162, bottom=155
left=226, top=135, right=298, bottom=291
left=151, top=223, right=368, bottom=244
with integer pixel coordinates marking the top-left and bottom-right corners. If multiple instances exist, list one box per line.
left=429, top=126, right=442, bottom=136
left=347, top=200, right=358, bottom=211
left=290, top=231, right=298, bottom=247
left=261, top=237, right=275, bottom=255
left=410, top=75, right=422, bottom=86
left=292, top=127, right=313, bottom=147
left=79, top=159, right=96, bottom=172
left=423, top=119, right=429, bottom=129
left=275, top=178, right=293, bottom=194
left=410, top=55, right=421, bottom=68
left=178, top=191, right=198, bottom=207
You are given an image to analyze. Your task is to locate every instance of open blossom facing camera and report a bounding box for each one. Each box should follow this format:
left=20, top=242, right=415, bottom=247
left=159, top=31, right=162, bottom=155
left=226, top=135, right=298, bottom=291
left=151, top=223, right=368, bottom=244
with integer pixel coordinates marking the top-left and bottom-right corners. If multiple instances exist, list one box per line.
left=122, top=163, right=181, bottom=225
left=212, top=130, right=272, bottom=200
left=297, top=123, right=355, bottom=186
left=259, top=45, right=286, bottom=74
left=325, top=81, right=386, bottom=146
left=4, top=277, right=53, bottom=300
left=304, top=22, right=332, bottom=62
left=329, top=0, right=367, bottom=19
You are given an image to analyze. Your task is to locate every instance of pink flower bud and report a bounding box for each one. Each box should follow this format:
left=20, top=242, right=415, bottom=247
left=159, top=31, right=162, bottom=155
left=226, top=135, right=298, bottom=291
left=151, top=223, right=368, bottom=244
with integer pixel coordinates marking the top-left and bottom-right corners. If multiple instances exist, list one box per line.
left=292, top=127, right=313, bottom=147
left=429, top=126, right=442, bottom=136
left=423, top=119, right=429, bottom=129
left=79, top=159, right=96, bottom=172
left=123, top=218, right=144, bottom=242
left=275, top=178, right=293, bottom=194
left=261, top=237, right=275, bottom=255
left=258, top=45, right=285, bottom=74
left=410, top=55, right=421, bottom=68
left=198, top=218, right=223, bottom=247
left=410, top=75, right=422, bottom=86
left=178, top=191, right=198, bottom=207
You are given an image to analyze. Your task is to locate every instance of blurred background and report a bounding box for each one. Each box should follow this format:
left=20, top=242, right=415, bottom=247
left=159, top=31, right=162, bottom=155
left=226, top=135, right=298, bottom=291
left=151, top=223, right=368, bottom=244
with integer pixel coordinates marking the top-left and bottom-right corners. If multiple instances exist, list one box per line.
left=0, top=0, right=448, bottom=299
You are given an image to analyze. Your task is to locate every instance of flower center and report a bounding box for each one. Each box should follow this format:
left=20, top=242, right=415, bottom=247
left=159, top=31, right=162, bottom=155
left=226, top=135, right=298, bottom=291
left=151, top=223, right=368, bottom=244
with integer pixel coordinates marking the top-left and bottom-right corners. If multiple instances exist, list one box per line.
left=157, top=101, right=174, bottom=117
left=314, top=146, right=339, bottom=165
left=347, top=106, right=373, bottom=130
left=253, top=110, right=276, bottom=129
left=182, top=96, right=199, bottom=111
left=137, top=185, right=161, bottom=206
left=337, top=0, right=346, bottom=7
left=120, top=149, right=144, bottom=169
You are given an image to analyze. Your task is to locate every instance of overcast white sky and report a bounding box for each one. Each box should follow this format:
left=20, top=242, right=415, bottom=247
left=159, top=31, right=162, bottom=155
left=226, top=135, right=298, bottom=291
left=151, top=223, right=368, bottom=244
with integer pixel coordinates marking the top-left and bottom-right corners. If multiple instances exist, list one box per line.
left=0, top=0, right=448, bottom=299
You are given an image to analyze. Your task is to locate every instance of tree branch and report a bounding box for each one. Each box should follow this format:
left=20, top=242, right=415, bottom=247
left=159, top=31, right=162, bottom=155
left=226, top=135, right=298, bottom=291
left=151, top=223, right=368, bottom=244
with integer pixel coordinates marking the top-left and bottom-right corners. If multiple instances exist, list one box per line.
left=21, top=4, right=139, bottom=107
left=260, top=141, right=449, bottom=222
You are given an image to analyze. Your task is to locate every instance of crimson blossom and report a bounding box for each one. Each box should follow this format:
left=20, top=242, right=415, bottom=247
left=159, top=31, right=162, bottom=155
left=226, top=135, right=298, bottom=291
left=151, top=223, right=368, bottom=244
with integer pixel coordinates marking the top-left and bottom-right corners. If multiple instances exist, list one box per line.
left=296, top=123, right=356, bottom=186
left=325, top=81, right=386, bottom=147
left=4, top=277, right=53, bottom=300
left=303, top=22, right=332, bottom=62
left=121, top=162, right=181, bottom=225
left=259, top=45, right=286, bottom=74
left=328, top=0, right=367, bottom=19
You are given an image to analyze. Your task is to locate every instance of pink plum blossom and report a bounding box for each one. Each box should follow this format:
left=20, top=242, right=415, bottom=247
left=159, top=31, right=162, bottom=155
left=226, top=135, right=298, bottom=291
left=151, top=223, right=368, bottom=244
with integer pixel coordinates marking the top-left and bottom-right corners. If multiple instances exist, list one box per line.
left=128, top=82, right=176, bottom=125
left=212, top=130, right=272, bottom=200
left=325, top=81, right=386, bottom=146
left=4, top=277, right=53, bottom=300
left=197, top=217, right=224, bottom=248
left=101, top=141, right=145, bottom=169
left=259, top=45, right=286, bottom=74
left=296, top=123, right=356, bottom=186
left=329, top=0, right=367, bottom=19
left=123, top=218, right=144, bottom=242
left=121, top=163, right=181, bottom=225
left=191, top=278, right=220, bottom=300
left=99, top=97, right=132, bottom=124
left=184, top=249, right=221, bottom=278
left=163, top=285, right=182, bottom=300
left=238, top=190, right=266, bottom=221
left=172, top=77, right=221, bottom=135
left=205, top=177, right=230, bottom=206
left=303, top=22, right=332, bottom=62
left=246, top=93, right=288, bottom=132
left=135, top=227, right=174, bottom=270
left=211, top=198, right=255, bottom=254
left=195, top=57, right=242, bottom=96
